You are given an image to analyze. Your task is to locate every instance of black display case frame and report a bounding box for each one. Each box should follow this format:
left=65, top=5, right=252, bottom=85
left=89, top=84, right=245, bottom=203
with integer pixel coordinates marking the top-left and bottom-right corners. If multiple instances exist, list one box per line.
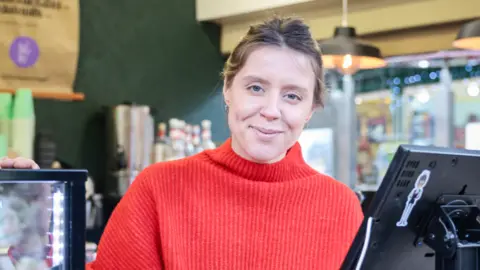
left=0, top=169, right=87, bottom=270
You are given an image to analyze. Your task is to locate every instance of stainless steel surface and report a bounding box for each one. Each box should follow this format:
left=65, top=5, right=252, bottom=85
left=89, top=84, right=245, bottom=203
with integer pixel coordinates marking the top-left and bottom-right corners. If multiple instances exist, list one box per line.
left=335, top=75, right=358, bottom=188
left=434, top=65, right=455, bottom=147
left=306, top=72, right=341, bottom=180
left=106, top=104, right=154, bottom=196
left=391, top=92, right=403, bottom=141
left=115, top=170, right=139, bottom=197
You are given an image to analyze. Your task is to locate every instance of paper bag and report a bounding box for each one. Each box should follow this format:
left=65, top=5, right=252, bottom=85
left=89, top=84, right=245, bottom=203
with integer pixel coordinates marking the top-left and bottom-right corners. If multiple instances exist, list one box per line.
left=0, top=0, right=79, bottom=93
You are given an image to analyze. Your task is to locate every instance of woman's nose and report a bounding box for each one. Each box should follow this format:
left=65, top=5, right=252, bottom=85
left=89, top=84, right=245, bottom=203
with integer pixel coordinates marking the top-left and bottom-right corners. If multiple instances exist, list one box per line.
left=259, top=95, right=281, bottom=120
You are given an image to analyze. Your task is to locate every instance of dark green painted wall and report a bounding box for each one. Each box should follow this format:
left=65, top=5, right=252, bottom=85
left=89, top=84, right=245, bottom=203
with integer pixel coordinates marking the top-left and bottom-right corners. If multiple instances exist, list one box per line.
left=33, top=0, right=227, bottom=188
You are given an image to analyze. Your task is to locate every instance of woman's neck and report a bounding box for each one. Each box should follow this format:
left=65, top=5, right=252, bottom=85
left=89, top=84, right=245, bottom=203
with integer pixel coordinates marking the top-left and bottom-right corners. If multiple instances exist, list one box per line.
left=203, top=138, right=317, bottom=182
left=230, top=137, right=286, bottom=164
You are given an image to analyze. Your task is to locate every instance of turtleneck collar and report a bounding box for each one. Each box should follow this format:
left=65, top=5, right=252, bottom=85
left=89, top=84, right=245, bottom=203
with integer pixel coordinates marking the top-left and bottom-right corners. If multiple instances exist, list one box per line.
left=203, top=138, right=317, bottom=182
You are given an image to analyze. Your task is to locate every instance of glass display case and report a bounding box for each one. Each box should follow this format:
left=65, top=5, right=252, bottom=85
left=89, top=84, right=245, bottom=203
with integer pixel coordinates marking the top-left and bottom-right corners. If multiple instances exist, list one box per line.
left=0, top=169, right=86, bottom=270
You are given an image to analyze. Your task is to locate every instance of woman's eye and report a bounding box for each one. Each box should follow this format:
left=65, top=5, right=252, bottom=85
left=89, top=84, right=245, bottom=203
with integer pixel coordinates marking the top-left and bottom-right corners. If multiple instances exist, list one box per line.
left=248, top=85, right=263, bottom=92
left=285, top=93, right=301, bottom=100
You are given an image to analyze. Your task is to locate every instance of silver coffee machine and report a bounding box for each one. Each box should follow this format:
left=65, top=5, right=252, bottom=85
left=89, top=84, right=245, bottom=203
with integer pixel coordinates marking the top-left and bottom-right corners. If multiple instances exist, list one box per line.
left=105, top=103, right=155, bottom=196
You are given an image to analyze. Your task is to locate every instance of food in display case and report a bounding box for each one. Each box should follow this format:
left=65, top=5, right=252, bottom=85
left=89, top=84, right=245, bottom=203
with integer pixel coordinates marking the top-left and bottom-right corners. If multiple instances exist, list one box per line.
left=356, top=136, right=378, bottom=186
left=0, top=170, right=86, bottom=270
left=355, top=91, right=394, bottom=190
left=366, top=117, right=387, bottom=143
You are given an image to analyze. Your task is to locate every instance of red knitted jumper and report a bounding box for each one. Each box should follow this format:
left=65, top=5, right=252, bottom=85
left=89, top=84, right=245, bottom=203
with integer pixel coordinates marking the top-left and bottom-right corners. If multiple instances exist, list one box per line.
left=87, top=139, right=363, bottom=270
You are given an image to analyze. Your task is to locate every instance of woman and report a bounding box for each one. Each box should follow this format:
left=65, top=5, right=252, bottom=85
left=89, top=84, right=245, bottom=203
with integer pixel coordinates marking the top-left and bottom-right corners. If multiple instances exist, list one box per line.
left=2, top=16, right=363, bottom=269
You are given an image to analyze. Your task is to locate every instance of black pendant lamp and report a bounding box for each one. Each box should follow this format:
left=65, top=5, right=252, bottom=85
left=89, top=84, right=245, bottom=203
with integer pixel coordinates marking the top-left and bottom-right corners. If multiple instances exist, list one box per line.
left=453, top=19, right=480, bottom=50
left=319, top=0, right=386, bottom=75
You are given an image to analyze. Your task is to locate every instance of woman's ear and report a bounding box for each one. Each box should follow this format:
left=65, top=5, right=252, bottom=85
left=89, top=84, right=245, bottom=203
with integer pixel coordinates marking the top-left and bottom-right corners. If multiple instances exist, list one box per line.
left=305, top=111, right=313, bottom=123
left=305, top=105, right=318, bottom=123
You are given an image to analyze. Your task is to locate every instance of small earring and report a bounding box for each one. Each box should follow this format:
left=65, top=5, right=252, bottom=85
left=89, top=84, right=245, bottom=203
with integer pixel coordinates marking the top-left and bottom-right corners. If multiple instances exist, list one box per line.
left=224, top=104, right=229, bottom=112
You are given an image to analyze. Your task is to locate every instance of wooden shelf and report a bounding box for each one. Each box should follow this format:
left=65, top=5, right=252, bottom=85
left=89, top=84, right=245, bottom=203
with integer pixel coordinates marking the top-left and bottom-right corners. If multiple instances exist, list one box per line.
left=0, top=89, right=85, bottom=101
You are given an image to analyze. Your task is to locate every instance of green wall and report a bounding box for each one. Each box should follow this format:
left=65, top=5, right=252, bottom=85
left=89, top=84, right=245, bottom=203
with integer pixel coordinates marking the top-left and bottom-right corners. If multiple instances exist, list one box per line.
left=33, top=0, right=226, bottom=189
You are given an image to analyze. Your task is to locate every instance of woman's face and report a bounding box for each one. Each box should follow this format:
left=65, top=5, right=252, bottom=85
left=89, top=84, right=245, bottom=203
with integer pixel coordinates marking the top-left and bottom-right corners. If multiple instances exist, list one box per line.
left=224, top=46, right=316, bottom=163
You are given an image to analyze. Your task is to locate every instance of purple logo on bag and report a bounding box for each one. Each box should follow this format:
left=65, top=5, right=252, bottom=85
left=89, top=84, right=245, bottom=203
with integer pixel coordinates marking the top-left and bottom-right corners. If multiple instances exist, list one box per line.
left=9, top=36, right=40, bottom=68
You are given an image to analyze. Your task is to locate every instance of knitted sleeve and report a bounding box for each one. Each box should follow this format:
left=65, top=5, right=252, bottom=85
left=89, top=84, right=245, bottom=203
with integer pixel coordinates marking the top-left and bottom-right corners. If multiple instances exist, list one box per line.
left=87, top=169, right=163, bottom=270
left=338, top=189, right=364, bottom=262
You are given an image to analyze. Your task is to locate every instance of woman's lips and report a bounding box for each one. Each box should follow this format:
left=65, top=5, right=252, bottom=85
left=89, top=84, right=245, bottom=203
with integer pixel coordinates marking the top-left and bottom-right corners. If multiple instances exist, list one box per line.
left=250, top=126, right=284, bottom=139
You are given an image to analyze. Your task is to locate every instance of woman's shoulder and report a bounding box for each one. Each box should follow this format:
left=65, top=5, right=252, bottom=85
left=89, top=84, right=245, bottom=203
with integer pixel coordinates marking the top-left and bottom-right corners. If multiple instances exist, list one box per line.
left=308, top=172, right=359, bottom=200
left=137, top=153, right=211, bottom=185
left=146, top=152, right=210, bottom=173
left=308, top=173, right=363, bottom=219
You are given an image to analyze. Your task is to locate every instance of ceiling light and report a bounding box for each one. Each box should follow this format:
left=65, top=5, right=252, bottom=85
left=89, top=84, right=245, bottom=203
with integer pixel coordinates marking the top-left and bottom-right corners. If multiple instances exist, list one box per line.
left=319, top=0, right=386, bottom=75
left=453, top=19, right=480, bottom=50
left=418, top=60, right=430, bottom=69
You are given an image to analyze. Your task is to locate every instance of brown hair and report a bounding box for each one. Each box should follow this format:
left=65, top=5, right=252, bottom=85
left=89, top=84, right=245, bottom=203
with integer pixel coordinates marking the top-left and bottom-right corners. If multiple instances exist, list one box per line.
left=222, top=16, right=325, bottom=107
